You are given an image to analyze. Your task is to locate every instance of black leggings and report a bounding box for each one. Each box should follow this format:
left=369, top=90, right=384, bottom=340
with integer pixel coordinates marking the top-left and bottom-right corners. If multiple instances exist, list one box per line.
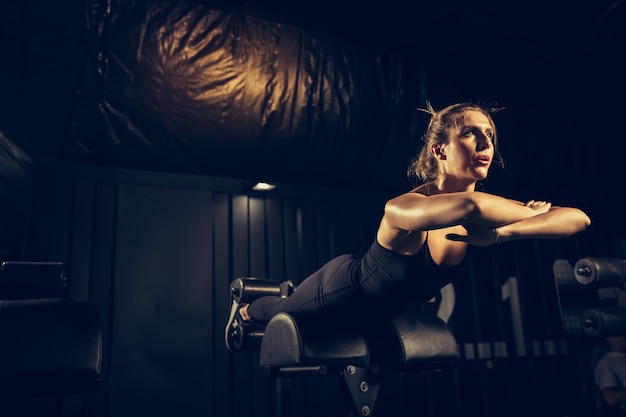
left=247, top=240, right=423, bottom=322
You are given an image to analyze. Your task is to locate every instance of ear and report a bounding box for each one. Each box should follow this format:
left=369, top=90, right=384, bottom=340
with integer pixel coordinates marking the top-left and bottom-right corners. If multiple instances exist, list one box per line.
left=430, top=143, right=446, bottom=160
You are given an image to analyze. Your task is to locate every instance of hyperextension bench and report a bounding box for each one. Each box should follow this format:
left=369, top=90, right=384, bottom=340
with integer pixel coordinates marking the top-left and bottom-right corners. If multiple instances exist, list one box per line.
left=227, top=277, right=489, bottom=417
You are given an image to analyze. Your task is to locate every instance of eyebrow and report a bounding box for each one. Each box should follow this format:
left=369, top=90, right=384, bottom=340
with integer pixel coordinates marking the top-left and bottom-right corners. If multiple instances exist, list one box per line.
left=460, top=124, right=493, bottom=132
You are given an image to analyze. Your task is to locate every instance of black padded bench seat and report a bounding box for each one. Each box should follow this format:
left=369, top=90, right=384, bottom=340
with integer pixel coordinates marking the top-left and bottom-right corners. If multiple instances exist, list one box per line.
left=0, top=262, right=105, bottom=398
left=258, top=308, right=479, bottom=417
left=260, top=308, right=460, bottom=372
left=0, top=298, right=103, bottom=397
left=228, top=278, right=490, bottom=416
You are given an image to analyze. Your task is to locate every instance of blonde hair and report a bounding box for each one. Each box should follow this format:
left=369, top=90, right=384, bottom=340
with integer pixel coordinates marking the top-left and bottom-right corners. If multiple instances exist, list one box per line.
left=407, top=101, right=504, bottom=184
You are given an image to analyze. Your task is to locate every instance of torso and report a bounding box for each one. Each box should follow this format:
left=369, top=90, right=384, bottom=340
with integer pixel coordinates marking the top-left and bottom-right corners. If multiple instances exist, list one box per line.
left=350, top=238, right=469, bottom=317
left=425, top=227, right=468, bottom=267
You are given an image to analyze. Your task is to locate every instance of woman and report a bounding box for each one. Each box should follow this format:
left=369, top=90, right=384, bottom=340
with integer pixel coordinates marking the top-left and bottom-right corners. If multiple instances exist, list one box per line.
left=225, top=102, right=591, bottom=351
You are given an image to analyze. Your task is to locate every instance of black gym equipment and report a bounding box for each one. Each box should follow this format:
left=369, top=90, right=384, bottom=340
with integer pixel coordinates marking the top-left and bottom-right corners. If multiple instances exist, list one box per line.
left=226, top=277, right=295, bottom=351
left=553, top=257, right=626, bottom=337
left=0, top=261, right=106, bottom=397
left=226, top=277, right=489, bottom=417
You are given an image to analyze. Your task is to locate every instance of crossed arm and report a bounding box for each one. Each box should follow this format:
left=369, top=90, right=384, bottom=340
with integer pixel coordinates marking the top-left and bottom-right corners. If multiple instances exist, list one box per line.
left=381, top=191, right=591, bottom=247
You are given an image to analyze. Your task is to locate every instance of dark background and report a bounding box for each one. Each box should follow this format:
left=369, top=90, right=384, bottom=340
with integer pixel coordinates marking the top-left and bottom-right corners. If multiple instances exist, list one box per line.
left=1, top=0, right=625, bottom=256
left=0, top=1, right=625, bottom=416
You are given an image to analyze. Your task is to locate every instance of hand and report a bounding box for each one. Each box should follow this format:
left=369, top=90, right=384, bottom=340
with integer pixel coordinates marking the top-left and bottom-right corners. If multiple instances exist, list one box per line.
left=525, top=200, right=551, bottom=214
left=446, top=224, right=498, bottom=247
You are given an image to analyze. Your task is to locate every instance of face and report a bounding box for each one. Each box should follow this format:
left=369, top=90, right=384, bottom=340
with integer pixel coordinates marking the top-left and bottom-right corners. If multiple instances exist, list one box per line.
left=434, top=110, right=495, bottom=185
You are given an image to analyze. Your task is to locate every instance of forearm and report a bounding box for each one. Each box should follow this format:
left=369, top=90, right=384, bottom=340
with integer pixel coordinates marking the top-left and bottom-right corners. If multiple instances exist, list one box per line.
left=495, top=207, right=591, bottom=243
left=384, top=191, right=541, bottom=232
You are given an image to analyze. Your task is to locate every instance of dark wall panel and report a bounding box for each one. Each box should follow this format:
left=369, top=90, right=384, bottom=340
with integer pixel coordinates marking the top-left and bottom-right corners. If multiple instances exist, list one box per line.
left=26, top=178, right=74, bottom=262
left=67, top=181, right=96, bottom=299
left=88, top=182, right=118, bottom=416
left=212, top=192, right=233, bottom=417
left=111, top=184, right=215, bottom=416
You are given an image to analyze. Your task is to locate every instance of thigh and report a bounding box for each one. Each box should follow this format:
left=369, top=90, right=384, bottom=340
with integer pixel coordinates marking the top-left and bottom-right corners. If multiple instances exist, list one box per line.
left=248, top=254, right=357, bottom=321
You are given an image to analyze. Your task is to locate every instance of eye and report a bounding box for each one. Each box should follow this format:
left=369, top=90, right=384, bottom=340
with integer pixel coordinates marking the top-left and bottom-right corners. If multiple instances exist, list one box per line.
left=463, top=129, right=494, bottom=140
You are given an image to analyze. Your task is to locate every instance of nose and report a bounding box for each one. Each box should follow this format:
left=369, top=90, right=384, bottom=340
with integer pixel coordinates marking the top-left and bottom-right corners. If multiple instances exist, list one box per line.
left=476, top=132, right=493, bottom=151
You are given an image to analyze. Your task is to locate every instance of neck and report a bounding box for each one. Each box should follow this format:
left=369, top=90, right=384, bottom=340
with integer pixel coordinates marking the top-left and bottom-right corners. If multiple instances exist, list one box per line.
left=434, top=177, right=477, bottom=193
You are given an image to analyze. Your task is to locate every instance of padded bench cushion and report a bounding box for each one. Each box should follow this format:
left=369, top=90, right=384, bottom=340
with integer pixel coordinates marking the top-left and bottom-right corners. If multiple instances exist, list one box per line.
left=0, top=298, right=103, bottom=395
left=259, top=307, right=459, bottom=370
left=360, top=313, right=461, bottom=373
left=388, top=307, right=460, bottom=365
left=260, top=311, right=370, bottom=368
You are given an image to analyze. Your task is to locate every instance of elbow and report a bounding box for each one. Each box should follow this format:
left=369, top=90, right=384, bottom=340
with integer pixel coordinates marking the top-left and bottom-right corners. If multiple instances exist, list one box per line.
left=567, top=209, right=591, bottom=236
left=555, top=206, right=591, bottom=233
left=576, top=209, right=592, bottom=231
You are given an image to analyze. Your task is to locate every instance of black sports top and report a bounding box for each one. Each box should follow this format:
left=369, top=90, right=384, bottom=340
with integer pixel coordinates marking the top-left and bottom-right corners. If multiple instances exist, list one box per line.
left=352, top=238, right=469, bottom=319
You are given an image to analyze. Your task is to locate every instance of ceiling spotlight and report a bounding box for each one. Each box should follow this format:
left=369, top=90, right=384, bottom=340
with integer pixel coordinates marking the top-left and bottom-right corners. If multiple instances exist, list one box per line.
left=251, top=181, right=276, bottom=191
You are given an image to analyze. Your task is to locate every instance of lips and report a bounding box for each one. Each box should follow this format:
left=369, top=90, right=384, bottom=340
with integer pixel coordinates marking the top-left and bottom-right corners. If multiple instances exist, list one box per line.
left=475, top=155, right=491, bottom=165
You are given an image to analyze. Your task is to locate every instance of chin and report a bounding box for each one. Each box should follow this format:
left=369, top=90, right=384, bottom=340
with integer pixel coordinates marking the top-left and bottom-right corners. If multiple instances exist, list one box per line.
left=474, top=168, right=490, bottom=180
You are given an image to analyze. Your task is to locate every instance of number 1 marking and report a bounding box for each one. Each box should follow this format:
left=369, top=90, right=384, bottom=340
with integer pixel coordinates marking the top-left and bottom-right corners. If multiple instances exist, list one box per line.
left=502, top=276, right=526, bottom=356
